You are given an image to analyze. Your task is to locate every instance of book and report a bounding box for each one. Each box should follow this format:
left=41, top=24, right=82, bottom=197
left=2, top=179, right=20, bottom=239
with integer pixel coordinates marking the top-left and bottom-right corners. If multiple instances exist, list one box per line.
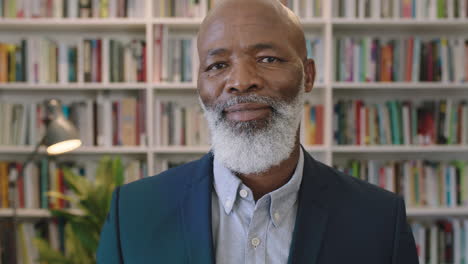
left=335, top=35, right=468, bottom=83
left=156, top=0, right=201, bottom=17
left=334, top=99, right=468, bottom=146
left=154, top=100, right=209, bottom=146
left=334, top=159, right=468, bottom=208
left=334, top=0, right=468, bottom=19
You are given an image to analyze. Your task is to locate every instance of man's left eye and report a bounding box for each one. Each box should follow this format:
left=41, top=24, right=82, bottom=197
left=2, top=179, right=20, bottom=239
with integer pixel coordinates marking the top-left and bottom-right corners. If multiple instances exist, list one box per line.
left=259, top=57, right=280, bottom=63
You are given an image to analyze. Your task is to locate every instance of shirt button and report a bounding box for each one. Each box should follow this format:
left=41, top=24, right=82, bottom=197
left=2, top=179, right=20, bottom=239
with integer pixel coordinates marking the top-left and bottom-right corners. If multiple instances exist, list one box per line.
left=274, top=212, right=281, bottom=221
left=239, top=189, right=248, bottom=198
left=251, top=237, right=261, bottom=248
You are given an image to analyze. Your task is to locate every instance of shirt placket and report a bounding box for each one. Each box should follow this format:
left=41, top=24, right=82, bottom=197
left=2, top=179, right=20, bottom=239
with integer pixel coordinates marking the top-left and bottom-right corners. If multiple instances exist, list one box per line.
left=245, top=196, right=270, bottom=264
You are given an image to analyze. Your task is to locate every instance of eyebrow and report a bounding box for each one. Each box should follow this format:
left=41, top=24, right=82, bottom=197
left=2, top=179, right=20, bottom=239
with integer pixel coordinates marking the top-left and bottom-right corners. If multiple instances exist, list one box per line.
left=249, top=43, right=277, bottom=52
left=207, top=48, right=229, bottom=57
left=206, top=43, right=279, bottom=57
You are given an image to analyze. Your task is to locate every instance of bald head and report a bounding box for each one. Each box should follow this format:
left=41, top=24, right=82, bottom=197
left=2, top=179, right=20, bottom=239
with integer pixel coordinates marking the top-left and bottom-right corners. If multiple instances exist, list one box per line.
left=198, top=0, right=307, bottom=59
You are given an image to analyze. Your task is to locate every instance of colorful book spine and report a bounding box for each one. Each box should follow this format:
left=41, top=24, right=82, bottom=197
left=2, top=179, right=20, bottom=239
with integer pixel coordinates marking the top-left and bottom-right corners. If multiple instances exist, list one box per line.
left=336, top=36, right=468, bottom=83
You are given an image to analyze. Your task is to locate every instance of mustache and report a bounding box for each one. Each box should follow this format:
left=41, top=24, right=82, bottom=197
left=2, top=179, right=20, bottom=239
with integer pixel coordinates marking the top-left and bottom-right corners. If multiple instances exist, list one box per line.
left=207, top=94, right=286, bottom=117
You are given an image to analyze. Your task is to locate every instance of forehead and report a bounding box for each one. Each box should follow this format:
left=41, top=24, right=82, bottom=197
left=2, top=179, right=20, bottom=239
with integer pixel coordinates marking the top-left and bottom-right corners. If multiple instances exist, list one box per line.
left=198, top=16, right=293, bottom=55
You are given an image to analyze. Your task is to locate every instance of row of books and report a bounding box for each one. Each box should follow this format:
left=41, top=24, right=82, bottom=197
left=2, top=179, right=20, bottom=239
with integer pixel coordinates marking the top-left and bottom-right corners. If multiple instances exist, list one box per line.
left=283, top=0, right=323, bottom=18
left=411, top=219, right=468, bottom=264
left=154, top=0, right=201, bottom=18
left=0, top=158, right=146, bottom=209
left=154, top=100, right=210, bottom=146
left=0, top=37, right=146, bottom=83
left=335, top=36, right=468, bottom=83
left=153, top=26, right=197, bottom=83
left=305, top=37, right=324, bottom=83
left=333, top=99, right=468, bottom=146
left=335, top=159, right=468, bottom=208
left=0, top=0, right=144, bottom=18
left=334, top=0, right=468, bottom=19
left=302, top=102, right=324, bottom=145
left=0, top=219, right=66, bottom=264
left=0, top=93, right=146, bottom=147
left=153, top=29, right=324, bottom=84
left=107, top=39, right=146, bottom=83
left=153, top=100, right=326, bottom=147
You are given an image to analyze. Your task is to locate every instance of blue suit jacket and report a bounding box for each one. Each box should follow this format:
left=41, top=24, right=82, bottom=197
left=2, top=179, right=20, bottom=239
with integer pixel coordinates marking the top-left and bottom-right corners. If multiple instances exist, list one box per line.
left=97, top=149, right=419, bottom=263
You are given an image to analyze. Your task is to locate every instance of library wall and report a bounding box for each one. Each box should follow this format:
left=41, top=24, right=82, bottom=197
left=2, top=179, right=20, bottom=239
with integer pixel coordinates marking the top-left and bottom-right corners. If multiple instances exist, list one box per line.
left=0, top=0, right=468, bottom=263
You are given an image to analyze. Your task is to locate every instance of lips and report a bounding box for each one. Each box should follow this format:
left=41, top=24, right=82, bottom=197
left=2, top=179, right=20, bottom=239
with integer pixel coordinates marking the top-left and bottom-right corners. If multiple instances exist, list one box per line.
left=223, top=103, right=272, bottom=122
left=224, top=103, right=271, bottom=112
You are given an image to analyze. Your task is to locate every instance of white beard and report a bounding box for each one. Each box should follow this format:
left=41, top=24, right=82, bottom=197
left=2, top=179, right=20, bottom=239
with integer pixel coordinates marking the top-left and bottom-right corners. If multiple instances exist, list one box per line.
left=200, top=79, right=305, bottom=175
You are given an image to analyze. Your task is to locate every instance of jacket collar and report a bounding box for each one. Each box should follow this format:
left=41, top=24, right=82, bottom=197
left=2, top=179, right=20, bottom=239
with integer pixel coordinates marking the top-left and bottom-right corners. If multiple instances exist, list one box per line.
left=180, top=152, right=215, bottom=264
left=287, top=146, right=333, bottom=264
left=180, top=147, right=333, bottom=264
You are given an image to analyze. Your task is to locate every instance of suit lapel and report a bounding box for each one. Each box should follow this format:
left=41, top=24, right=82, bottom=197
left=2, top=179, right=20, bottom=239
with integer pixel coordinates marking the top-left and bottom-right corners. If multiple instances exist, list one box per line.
left=288, top=148, right=332, bottom=264
left=180, top=153, right=215, bottom=264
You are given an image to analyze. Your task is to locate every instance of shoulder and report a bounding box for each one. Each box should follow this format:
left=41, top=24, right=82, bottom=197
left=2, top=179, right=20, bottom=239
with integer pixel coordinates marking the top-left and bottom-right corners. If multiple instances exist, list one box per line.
left=312, top=159, right=403, bottom=213
left=308, top=159, right=405, bottom=245
left=117, top=154, right=211, bottom=209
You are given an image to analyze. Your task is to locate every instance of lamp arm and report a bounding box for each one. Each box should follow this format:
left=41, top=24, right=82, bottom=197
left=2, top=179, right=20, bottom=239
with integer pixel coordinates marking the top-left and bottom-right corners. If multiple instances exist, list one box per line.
left=22, top=135, right=47, bottom=172
left=8, top=134, right=47, bottom=263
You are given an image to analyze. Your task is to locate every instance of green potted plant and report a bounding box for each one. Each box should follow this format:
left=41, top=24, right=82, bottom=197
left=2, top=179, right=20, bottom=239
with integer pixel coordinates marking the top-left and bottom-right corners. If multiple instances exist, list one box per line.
left=33, top=156, right=125, bottom=264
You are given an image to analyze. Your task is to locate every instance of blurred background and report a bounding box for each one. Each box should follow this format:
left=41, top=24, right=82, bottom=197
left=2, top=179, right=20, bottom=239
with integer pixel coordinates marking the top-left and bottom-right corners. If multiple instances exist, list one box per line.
left=0, top=0, right=467, bottom=263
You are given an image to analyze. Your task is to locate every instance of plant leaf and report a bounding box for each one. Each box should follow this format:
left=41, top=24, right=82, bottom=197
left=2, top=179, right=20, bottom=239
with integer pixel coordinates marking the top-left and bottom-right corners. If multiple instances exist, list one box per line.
left=112, top=157, right=125, bottom=186
left=46, top=191, right=77, bottom=203
left=36, top=156, right=123, bottom=264
left=34, top=237, right=73, bottom=264
left=63, top=167, right=90, bottom=197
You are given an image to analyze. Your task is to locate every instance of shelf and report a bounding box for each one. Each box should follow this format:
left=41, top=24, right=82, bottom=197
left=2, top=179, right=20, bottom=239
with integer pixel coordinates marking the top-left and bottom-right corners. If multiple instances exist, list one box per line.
left=152, top=17, right=326, bottom=29
left=332, top=145, right=468, bottom=153
left=300, top=18, right=327, bottom=28
left=304, top=145, right=327, bottom=152
left=0, top=208, right=83, bottom=218
left=73, top=146, right=149, bottom=154
left=332, top=18, right=468, bottom=30
left=407, top=207, right=468, bottom=217
left=333, top=82, right=468, bottom=90
left=0, top=83, right=147, bottom=90
left=0, top=146, right=149, bottom=155
left=0, top=18, right=146, bottom=31
left=152, top=82, right=328, bottom=91
left=153, top=82, right=197, bottom=91
left=4, top=18, right=467, bottom=31
left=5, top=82, right=466, bottom=91
left=153, top=17, right=204, bottom=29
left=1, top=207, right=466, bottom=218
left=153, top=146, right=210, bottom=154
left=152, top=145, right=327, bottom=154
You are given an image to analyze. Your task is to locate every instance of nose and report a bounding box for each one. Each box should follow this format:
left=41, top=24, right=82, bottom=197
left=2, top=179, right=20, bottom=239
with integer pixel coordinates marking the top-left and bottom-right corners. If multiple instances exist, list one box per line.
left=225, top=59, right=263, bottom=94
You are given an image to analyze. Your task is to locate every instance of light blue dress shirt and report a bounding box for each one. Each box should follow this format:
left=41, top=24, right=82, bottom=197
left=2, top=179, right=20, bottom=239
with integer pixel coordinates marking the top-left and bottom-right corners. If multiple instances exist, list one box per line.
left=211, top=148, right=305, bottom=264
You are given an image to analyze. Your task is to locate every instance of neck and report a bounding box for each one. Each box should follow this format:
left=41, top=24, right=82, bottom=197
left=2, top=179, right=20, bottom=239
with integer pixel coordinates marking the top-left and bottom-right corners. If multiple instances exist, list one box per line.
left=236, top=140, right=301, bottom=201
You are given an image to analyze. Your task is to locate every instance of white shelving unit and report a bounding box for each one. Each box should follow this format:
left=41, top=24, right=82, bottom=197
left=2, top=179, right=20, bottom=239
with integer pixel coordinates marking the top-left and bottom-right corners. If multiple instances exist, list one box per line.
left=1, top=0, right=468, bottom=219
left=3, top=207, right=468, bottom=219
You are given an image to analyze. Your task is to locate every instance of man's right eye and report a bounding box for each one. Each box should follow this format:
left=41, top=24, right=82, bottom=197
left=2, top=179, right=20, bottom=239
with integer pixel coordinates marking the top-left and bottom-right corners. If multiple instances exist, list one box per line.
left=206, top=62, right=227, bottom=71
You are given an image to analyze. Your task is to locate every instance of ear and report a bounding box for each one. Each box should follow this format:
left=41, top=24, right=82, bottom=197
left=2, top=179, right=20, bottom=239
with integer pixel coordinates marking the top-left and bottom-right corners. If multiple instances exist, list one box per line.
left=304, top=58, right=316, bottom=93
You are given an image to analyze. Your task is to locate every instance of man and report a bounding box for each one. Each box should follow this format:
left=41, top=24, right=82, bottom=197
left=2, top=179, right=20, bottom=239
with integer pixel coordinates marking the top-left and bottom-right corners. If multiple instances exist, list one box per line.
left=97, top=0, right=419, bottom=263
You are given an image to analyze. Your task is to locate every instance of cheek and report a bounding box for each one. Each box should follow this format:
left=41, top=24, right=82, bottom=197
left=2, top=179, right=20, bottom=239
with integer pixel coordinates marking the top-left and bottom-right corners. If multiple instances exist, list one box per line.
left=197, top=75, right=224, bottom=107
left=260, top=65, right=303, bottom=99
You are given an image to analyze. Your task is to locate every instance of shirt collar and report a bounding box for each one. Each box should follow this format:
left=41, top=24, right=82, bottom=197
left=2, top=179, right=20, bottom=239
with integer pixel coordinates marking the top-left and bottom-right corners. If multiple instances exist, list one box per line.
left=269, top=148, right=304, bottom=227
left=212, top=148, right=305, bottom=227
left=213, top=157, right=242, bottom=215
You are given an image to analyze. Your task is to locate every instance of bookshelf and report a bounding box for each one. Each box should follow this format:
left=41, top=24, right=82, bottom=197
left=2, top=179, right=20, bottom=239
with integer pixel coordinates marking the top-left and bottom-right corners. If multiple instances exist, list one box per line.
left=0, top=0, right=466, bottom=215
left=0, top=0, right=468, bottom=206
left=1, top=1, right=468, bottom=261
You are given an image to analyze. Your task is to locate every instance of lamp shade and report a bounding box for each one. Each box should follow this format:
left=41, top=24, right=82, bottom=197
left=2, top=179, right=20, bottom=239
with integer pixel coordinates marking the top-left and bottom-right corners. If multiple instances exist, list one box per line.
left=43, top=99, right=82, bottom=155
